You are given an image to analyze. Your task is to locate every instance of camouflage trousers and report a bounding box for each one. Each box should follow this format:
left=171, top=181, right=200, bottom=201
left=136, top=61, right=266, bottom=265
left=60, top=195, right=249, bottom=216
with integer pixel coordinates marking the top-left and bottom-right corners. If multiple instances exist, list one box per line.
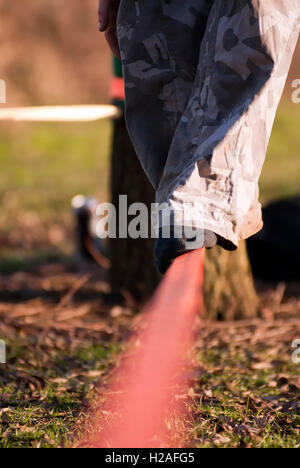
left=117, top=0, right=300, bottom=246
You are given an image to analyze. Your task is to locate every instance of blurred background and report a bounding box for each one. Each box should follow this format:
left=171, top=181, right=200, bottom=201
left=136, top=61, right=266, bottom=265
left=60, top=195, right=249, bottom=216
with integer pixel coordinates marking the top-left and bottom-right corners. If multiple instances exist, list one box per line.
left=0, top=0, right=112, bottom=270
left=0, top=1, right=299, bottom=448
left=0, top=0, right=299, bottom=272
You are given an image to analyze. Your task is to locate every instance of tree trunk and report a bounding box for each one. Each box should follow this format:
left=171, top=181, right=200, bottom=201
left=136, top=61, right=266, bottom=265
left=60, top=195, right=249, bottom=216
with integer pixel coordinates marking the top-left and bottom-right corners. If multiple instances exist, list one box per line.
left=204, top=242, right=259, bottom=320
left=109, top=116, right=160, bottom=304
left=109, top=116, right=259, bottom=319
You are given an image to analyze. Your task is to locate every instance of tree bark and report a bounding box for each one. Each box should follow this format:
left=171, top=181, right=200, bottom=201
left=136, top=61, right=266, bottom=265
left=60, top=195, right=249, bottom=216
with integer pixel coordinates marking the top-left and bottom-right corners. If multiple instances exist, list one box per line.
left=204, top=242, right=259, bottom=320
left=109, top=116, right=160, bottom=304
left=109, top=116, right=259, bottom=319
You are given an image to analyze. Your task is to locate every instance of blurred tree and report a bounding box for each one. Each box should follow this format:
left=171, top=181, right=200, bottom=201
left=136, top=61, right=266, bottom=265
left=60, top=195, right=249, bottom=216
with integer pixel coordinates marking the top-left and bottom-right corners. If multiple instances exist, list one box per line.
left=109, top=59, right=160, bottom=304
left=110, top=115, right=161, bottom=304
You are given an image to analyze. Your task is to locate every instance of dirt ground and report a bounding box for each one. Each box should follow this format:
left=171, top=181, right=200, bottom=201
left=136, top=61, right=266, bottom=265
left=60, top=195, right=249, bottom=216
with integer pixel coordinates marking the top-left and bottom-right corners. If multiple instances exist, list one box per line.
left=0, top=261, right=299, bottom=447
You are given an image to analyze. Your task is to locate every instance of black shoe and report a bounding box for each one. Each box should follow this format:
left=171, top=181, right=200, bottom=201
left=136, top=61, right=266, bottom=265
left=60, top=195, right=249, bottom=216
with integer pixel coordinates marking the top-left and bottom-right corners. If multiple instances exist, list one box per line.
left=154, top=226, right=217, bottom=274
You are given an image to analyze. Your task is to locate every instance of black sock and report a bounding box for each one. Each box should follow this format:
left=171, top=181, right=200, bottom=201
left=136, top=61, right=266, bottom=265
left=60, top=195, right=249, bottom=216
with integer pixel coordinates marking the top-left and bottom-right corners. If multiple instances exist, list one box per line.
left=154, top=226, right=217, bottom=274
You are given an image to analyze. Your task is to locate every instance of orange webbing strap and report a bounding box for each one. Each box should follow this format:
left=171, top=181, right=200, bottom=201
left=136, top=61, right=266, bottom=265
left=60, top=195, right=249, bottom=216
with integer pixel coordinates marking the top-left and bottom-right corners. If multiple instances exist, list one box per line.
left=110, top=76, right=125, bottom=102
left=100, top=248, right=205, bottom=447
left=148, top=248, right=205, bottom=319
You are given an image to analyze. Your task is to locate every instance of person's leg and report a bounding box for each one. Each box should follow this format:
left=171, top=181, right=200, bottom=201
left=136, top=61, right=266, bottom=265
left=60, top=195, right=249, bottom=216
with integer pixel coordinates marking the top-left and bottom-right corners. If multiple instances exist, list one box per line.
left=117, top=1, right=220, bottom=273
left=157, top=0, right=300, bottom=250
left=117, top=0, right=214, bottom=189
left=118, top=0, right=300, bottom=273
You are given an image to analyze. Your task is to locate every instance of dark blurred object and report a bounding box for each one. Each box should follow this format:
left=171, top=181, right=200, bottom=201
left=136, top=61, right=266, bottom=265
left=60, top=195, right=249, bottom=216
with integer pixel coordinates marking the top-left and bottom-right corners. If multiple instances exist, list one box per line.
left=71, top=195, right=109, bottom=270
left=247, top=196, right=300, bottom=282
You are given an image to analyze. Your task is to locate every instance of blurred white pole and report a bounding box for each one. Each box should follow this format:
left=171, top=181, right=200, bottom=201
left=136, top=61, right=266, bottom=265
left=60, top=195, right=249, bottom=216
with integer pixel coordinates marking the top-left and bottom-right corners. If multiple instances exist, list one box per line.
left=0, top=105, right=120, bottom=122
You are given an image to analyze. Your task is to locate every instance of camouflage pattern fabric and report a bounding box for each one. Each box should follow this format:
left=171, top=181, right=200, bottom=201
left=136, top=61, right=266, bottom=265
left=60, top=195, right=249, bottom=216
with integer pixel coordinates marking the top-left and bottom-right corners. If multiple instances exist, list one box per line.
left=117, top=0, right=300, bottom=246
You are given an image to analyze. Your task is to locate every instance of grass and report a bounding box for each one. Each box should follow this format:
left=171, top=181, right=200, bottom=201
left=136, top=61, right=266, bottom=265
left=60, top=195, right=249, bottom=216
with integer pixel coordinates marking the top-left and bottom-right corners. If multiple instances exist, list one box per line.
left=2, top=320, right=299, bottom=448
left=0, top=101, right=299, bottom=448
left=261, top=104, right=300, bottom=203
left=190, top=343, right=300, bottom=448
left=0, top=120, right=111, bottom=231
left=0, top=334, right=121, bottom=448
left=0, top=119, right=112, bottom=270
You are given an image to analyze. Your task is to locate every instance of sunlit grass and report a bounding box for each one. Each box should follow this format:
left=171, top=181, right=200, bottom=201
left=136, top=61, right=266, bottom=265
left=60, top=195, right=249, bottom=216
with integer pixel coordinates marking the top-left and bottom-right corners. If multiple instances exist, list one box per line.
left=0, top=120, right=112, bottom=231
left=261, top=103, right=300, bottom=204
